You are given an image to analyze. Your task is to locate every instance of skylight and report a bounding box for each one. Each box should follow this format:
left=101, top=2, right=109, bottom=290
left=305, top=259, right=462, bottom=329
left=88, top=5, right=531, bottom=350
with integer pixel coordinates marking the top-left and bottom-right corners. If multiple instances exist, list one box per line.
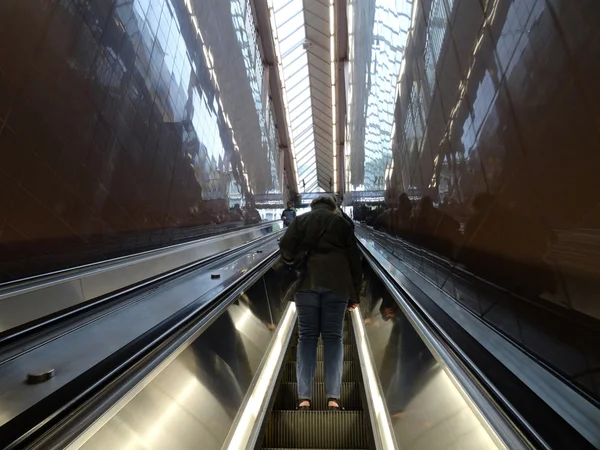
left=269, top=0, right=320, bottom=193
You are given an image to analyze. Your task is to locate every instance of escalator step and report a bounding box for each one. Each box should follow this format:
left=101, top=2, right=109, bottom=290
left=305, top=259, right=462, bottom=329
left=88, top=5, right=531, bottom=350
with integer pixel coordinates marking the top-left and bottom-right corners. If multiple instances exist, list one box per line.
left=288, top=345, right=357, bottom=362
left=264, top=411, right=368, bottom=449
left=281, top=361, right=360, bottom=383
left=274, top=382, right=363, bottom=411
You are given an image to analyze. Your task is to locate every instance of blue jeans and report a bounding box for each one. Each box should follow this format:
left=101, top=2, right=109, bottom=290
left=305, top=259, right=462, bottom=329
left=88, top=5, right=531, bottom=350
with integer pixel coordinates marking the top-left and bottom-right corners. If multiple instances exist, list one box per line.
left=295, top=289, right=348, bottom=401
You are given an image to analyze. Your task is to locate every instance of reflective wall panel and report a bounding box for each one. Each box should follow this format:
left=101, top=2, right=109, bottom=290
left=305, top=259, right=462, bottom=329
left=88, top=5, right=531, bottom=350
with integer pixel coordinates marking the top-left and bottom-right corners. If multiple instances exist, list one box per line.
left=349, top=0, right=600, bottom=323
left=346, top=0, right=413, bottom=192
left=360, top=269, right=501, bottom=449
left=0, top=0, right=280, bottom=281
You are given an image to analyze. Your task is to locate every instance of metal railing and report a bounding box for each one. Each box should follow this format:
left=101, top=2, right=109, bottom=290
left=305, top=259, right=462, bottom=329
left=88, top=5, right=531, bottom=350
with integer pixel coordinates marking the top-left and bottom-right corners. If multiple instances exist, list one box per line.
left=0, top=221, right=282, bottom=339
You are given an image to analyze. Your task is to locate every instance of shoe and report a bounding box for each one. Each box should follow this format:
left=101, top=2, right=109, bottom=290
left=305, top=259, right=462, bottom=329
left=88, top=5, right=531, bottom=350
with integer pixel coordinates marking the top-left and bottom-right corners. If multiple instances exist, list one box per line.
left=327, top=398, right=344, bottom=410
left=297, top=399, right=311, bottom=410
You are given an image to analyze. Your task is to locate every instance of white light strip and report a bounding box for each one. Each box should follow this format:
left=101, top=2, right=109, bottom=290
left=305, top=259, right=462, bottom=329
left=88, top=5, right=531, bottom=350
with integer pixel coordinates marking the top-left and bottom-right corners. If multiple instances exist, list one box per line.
left=226, top=303, right=297, bottom=450
left=330, top=1, right=337, bottom=193
left=351, top=308, right=397, bottom=449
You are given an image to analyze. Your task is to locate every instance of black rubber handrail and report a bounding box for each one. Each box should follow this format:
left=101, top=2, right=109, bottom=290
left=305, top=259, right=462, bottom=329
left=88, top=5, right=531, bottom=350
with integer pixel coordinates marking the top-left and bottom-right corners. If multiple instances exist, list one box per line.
left=368, top=227, right=600, bottom=330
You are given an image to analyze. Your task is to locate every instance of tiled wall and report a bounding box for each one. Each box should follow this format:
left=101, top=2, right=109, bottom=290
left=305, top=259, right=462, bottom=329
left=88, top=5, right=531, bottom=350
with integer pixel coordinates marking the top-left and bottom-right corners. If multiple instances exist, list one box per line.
left=0, top=0, right=280, bottom=281
left=379, top=0, right=600, bottom=320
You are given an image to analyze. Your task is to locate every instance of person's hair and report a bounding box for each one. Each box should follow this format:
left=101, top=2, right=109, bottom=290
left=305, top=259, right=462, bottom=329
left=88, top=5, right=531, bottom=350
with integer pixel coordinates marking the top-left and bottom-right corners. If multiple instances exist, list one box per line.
left=310, top=195, right=336, bottom=211
left=417, top=195, right=434, bottom=210
left=471, top=192, right=497, bottom=211
left=398, top=192, right=412, bottom=209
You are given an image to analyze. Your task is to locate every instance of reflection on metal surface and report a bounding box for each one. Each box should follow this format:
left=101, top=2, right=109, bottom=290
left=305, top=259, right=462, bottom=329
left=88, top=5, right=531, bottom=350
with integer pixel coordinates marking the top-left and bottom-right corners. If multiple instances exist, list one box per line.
left=366, top=225, right=600, bottom=405
left=73, top=276, right=286, bottom=450
left=351, top=307, right=397, bottom=449
left=359, top=228, right=600, bottom=448
left=0, top=223, right=278, bottom=336
left=0, top=236, right=281, bottom=433
left=224, top=302, right=296, bottom=450
left=358, top=280, right=502, bottom=450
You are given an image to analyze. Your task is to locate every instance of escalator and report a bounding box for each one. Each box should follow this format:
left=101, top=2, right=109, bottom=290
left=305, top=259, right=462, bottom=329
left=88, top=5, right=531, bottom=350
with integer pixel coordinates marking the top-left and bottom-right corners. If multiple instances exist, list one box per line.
left=262, top=319, right=371, bottom=449
left=6, top=226, right=599, bottom=449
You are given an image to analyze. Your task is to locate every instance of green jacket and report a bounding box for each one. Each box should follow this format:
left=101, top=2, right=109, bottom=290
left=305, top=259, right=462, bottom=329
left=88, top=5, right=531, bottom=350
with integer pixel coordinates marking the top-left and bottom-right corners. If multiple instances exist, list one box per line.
left=279, top=204, right=362, bottom=303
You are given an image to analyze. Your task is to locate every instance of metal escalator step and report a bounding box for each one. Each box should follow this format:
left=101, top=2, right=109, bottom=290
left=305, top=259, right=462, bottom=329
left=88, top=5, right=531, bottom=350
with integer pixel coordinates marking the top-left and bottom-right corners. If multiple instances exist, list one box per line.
left=264, top=411, right=368, bottom=449
left=281, top=361, right=360, bottom=383
left=263, top=448, right=368, bottom=450
left=274, top=382, right=362, bottom=411
left=288, top=345, right=357, bottom=362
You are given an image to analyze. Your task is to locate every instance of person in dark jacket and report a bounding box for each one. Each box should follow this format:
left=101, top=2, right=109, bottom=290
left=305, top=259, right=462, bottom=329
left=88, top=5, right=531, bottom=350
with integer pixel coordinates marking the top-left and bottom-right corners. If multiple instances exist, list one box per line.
left=281, top=201, right=296, bottom=227
left=279, top=195, right=362, bottom=410
left=244, top=201, right=261, bottom=225
left=336, top=205, right=355, bottom=230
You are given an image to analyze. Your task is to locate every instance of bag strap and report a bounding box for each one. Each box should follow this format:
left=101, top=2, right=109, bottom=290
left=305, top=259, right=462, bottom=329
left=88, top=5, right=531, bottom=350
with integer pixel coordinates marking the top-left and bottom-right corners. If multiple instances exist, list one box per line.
left=306, top=213, right=336, bottom=257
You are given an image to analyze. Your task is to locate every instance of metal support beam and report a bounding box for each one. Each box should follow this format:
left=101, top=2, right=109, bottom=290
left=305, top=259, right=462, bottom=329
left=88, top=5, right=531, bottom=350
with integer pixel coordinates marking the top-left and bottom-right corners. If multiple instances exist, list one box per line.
left=335, top=0, right=348, bottom=201
left=249, top=0, right=299, bottom=202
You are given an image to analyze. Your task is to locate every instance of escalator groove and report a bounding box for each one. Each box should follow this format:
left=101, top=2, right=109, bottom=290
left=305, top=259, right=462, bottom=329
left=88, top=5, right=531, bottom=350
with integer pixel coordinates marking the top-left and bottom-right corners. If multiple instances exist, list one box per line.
left=262, top=318, right=371, bottom=449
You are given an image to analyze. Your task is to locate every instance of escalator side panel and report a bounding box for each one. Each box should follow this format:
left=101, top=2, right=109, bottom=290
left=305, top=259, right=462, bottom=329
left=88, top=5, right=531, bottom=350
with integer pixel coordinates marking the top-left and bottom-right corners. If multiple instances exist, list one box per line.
left=0, top=238, right=281, bottom=448
left=0, top=224, right=280, bottom=339
left=359, top=270, right=504, bottom=450
left=75, top=281, right=286, bottom=450
left=360, top=232, right=599, bottom=449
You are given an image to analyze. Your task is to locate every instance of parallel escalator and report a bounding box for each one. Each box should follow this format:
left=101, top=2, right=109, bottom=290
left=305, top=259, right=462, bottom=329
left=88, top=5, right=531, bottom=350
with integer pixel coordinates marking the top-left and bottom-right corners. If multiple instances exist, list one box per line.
left=10, top=229, right=598, bottom=450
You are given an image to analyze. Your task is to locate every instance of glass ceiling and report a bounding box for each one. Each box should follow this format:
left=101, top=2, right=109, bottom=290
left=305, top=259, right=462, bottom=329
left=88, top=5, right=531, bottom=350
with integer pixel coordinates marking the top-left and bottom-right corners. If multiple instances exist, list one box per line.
left=271, top=0, right=321, bottom=193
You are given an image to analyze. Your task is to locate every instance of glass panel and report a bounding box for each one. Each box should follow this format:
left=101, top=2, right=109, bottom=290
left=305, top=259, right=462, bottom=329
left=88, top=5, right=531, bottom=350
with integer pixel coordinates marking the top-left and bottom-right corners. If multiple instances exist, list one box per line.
left=290, top=108, right=312, bottom=130
left=272, top=0, right=319, bottom=191
left=291, top=120, right=312, bottom=138
left=274, top=0, right=303, bottom=26
left=281, top=36, right=305, bottom=61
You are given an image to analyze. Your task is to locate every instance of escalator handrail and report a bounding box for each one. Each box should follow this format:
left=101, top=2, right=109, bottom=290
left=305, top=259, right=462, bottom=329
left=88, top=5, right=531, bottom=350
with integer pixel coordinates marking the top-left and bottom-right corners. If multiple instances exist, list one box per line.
left=366, top=226, right=600, bottom=403
left=366, top=225, right=600, bottom=329
left=221, top=301, right=297, bottom=450
left=6, top=249, right=282, bottom=450
left=350, top=308, right=399, bottom=449
left=0, top=222, right=281, bottom=344
left=359, top=240, right=600, bottom=449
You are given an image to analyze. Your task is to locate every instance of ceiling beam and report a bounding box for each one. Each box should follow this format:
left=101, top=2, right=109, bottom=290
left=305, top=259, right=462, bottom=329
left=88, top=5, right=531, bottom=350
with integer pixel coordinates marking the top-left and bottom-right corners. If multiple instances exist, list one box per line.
left=335, top=0, right=348, bottom=199
left=249, top=0, right=299, bottom=200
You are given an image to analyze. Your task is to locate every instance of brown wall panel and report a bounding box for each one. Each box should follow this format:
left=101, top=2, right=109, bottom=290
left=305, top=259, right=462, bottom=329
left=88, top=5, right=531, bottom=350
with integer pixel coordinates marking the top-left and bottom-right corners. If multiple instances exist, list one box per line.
left=0, top=0, right=281, bottom=281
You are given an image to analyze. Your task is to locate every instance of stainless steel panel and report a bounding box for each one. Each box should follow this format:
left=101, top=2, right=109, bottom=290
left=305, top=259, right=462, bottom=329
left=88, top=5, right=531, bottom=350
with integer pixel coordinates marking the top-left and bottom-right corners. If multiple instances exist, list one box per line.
left=358, top=229, right=600, bottom=448
left=0, top=279, right=84, bottom=334
left=367, top=226, right=600, bottom=395
left=0, top=223, right=279, bottom=335
left=72, top=285, right=285, bottom=450
left=358, top=276, right=503, bottom=450
left=0, top=235, right=281, bottom=429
